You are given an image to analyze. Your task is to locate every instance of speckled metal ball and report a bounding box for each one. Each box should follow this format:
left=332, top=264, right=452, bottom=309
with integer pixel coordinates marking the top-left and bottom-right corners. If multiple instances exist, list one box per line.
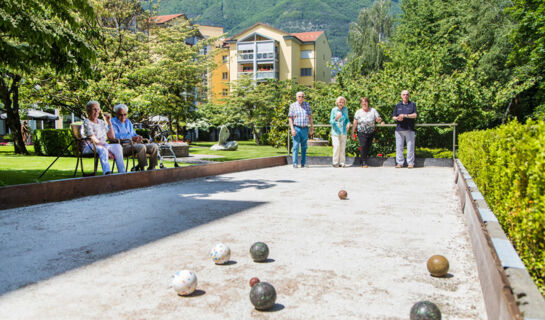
left=427, top=255, right=449, bottom=277
left=249, top=282, right=276, bottom=310
left=410, top=301, right=441, bottom=320
left=338, top=190, right=347, bottom=200
left=172, top=270, right=197, bottom=296
left=210, top=243, right=231, bottom=264
left=250, top=242, right=269, bottom=262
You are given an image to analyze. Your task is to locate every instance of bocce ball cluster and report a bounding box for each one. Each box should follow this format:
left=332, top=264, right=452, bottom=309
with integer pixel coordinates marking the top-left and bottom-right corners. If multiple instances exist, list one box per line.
left=339, top=188, right=449, bottom=319
left=172, top=189, right=453, bottom=317
left=171, top=241, right=277, bottom=311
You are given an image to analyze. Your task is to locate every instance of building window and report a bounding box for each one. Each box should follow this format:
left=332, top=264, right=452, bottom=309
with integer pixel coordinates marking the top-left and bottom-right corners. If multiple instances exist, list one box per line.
left=301, top=50, right=312, bottom=59
left=300, top=68, right=312, bottom=77
left=222, top=89, right=228, bottom=96
left=222, top=72, right=228, bottom=80
left=222, top=55, right=228, bottom=63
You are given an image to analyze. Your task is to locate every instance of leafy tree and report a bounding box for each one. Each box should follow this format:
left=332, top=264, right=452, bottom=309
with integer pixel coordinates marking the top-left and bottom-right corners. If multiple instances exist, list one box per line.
left=507, top=0, right=545, bottom=118
left=347, top=0, right=394, bottom=75
left=144, top=21, right=217, bottom=136
left=0, top=0, right=96, bottom=154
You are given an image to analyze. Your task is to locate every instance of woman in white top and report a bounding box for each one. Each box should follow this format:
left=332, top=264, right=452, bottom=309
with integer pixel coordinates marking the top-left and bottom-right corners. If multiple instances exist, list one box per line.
left=81, top=100, right=125, bottom=174
left=351, top=97, right=384, bottom=167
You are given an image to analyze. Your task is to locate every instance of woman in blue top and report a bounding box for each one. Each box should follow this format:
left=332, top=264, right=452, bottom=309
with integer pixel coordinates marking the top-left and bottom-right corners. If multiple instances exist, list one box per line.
left=329, top=96, right=350, bottom=167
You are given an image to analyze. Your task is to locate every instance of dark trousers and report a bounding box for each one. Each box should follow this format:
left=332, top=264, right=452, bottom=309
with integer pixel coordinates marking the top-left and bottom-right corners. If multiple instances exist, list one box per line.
left=357, top=131, right=374, bottom=165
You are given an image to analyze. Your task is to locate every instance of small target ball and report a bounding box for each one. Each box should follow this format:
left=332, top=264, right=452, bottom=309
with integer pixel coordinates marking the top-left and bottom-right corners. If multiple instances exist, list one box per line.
left=172, top=270, right=197, bottom=296
left=249, top=282, right=276, bottom=310
left=250, top=242, right=269, bottom=262
left=427, top=255, right=449, bottom=277
left=210, top=243, right=231, bottom=264
left=249, top=277, right=260, bottom=287
left=338, top=190, right=348, bottom=200
left=410, top=301, right=441, bottom=320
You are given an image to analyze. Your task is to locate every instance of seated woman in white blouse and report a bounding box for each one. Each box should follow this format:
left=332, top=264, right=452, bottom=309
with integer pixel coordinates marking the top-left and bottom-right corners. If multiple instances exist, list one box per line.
left=81, top=100, right=125, bottom=175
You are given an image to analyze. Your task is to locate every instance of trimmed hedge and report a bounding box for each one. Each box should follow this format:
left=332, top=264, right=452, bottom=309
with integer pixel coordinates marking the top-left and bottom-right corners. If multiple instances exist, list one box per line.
left=33, top=129, right=76, bottom=156
left=459, top=119, right=545, bottom=296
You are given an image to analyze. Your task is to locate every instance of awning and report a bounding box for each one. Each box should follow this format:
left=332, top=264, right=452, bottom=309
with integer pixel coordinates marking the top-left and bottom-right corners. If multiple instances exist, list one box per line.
left=0, top=109, right=59, bottom=120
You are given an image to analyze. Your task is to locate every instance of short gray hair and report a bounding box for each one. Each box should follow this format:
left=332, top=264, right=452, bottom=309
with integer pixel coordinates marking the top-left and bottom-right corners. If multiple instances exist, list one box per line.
left=114, top=104, right=128, bottom=114
left=296, top=91, right=305, bottom=98
left=86, top=100, right=100, bottom=112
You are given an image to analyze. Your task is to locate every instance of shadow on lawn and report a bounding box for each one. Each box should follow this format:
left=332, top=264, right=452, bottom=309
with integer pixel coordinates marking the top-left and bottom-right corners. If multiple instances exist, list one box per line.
left=0, top=176, right=294, bottom=296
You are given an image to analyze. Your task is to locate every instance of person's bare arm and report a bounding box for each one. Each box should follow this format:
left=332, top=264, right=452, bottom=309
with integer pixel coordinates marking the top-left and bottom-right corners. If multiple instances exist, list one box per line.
left=288, top=117, right=296, bottom=136
left=308, top=115, right=314, bottom=136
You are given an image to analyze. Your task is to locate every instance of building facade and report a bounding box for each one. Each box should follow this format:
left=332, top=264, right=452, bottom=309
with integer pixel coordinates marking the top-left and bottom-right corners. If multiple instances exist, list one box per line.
left=225, top=23, right=332, bottom=87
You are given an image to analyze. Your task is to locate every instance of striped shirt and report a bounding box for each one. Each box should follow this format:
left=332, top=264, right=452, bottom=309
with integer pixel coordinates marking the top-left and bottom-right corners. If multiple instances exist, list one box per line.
left=288, top=101, right=312, bottom=127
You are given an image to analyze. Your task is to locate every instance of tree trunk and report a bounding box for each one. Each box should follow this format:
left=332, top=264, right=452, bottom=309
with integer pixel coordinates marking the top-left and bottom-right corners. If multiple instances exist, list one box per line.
left=253, top=126, right=264, bottom=145
left=0, top=74, right=28, bottom=154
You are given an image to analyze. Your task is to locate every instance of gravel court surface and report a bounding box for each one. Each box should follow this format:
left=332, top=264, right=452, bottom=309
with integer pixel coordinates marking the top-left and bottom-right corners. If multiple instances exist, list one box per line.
left=0, top=165, right=486, bottom=319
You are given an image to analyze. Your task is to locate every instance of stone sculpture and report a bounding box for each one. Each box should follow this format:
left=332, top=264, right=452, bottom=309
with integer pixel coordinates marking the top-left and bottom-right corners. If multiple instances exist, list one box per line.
left=211, top=125, right=238, bottom=151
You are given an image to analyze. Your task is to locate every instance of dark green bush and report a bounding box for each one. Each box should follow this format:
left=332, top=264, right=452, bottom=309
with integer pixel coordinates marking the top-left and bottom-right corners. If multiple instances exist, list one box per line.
left=459, top=119, right=545, bottom=296
left=33, top=129, right=76, bottom=156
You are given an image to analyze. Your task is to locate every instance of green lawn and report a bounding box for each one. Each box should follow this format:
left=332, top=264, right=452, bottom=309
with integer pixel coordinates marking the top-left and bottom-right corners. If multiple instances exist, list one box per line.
left=0, top=145, right=185, bottom=186
left=0, top=141, right=332, bottom=186
left=189, top=140, right=332, bottom=161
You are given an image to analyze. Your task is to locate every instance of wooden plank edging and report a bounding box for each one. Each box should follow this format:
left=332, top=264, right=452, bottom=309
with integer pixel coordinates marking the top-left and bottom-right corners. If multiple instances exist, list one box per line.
left=454, top=160, right=545, bottom=320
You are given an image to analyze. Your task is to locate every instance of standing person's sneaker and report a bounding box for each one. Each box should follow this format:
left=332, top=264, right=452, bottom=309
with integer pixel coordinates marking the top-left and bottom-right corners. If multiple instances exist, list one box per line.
left=301, top=164, right=309, bottom=168
left=408, top=164, right=414, bottom=169
left=292, top=164, right=298, bottom=168
left=332, top=164, right=339, bottom=168
left=395, top=164, right=402, bottom=168
left=361, top=164, right=368, bottom=168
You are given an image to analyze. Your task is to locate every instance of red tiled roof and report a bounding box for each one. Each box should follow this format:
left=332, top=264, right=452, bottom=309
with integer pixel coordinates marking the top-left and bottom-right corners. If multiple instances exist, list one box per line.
left=290, top=31, right=323, bottom=42
left=150, top=13, right=185, bottom=24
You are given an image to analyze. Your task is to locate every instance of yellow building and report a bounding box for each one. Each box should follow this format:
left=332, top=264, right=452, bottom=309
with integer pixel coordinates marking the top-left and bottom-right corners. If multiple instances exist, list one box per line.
left=225, top=23, right=332, bottom=86
left=197, top=25, right=230, bottom=104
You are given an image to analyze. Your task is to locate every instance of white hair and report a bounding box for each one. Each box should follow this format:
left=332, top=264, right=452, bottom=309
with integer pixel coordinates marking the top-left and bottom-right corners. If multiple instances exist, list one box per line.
left=296, top=91, right=305, bottom=98
left=114, top=103, right=128, bottom=114
left=85, top=100, right=99, bottom=112
left=336, top=96, right=346, bottom=105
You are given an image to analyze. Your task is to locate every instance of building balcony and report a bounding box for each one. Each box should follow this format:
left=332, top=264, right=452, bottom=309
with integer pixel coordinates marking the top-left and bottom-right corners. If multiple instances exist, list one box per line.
left=256, top=71, right=278, bottom=80
left=238, top=71, right=254, bottom=78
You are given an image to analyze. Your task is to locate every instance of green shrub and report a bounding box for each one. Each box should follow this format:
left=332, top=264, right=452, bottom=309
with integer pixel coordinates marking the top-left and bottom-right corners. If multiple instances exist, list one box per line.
left=33, top=129, right=76, bottom=156
left=459, top=119, right=545, bottom=296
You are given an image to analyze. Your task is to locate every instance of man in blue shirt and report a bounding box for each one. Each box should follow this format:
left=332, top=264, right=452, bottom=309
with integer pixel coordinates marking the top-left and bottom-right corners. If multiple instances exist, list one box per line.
left=288, top=91, right=314, bottom=168
left=111, top=104, right=158, bottom=171
left=392, top=90, right=418, bottom=168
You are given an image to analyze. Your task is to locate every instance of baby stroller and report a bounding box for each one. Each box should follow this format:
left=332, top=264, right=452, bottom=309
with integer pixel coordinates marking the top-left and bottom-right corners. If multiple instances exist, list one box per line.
left=147, top=123, right=180, bottom=168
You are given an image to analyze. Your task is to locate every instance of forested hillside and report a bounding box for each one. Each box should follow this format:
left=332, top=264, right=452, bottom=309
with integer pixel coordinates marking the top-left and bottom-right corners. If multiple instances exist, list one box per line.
left=146, top=0, right=400, bottom=57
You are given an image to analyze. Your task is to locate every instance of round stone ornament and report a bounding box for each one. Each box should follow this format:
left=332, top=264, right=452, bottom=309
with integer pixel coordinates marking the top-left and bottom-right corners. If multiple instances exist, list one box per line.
left=250, top=242, right=269, bottom=262
left=210, top=243, right=231, bottom=264
left=338, top=190, right=348, bottom=200
left=410, top=301, right=441, bottom=320
left=426, top=255, right=449, bottom=277
left=249, top=282, right=277, bottom=310
left=172, top=270, right=198, bottom=296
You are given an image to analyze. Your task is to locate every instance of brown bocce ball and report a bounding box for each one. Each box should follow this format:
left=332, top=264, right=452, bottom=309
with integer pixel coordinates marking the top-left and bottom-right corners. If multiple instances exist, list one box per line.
left=427, top=255, right=449, bottom=277
left=338, top=190, right=348, bottom=200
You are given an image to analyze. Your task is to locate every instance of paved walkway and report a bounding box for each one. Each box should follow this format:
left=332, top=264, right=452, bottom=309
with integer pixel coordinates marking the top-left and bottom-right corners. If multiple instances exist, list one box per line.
left=0, top=166, right=486, bottom=319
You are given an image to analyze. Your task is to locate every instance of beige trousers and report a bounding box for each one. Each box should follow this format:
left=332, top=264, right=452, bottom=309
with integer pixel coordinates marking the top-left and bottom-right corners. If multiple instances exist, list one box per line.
left=122, top=143, right=159, bottom=170
left=331, top=134, right=347, bottom=165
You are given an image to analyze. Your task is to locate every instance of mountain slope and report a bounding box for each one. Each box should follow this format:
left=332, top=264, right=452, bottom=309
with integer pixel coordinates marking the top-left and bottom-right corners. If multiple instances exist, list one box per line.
left=148, top=0, right=400, bottom=57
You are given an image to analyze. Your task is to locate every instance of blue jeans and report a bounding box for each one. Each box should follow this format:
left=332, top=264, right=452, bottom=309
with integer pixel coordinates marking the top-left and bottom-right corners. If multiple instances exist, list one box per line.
left=292, top=126, right=308, bottom=166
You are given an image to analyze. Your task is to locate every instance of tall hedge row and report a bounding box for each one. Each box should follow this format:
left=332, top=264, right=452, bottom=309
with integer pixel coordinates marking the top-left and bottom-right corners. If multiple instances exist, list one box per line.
left=33, top=129, right=76, bottom=156
left=458, top=120, right=545, bottom=295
